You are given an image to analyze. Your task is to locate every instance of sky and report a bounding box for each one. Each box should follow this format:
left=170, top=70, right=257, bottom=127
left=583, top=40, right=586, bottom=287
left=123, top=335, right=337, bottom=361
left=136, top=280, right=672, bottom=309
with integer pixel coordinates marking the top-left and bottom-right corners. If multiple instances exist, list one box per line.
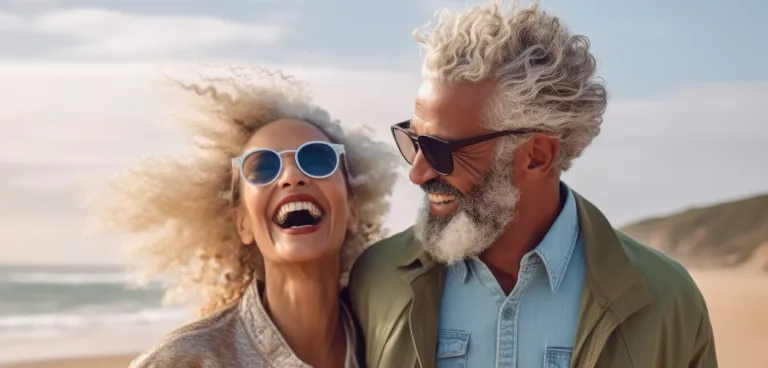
left=0, top=0, right=766, bottom=265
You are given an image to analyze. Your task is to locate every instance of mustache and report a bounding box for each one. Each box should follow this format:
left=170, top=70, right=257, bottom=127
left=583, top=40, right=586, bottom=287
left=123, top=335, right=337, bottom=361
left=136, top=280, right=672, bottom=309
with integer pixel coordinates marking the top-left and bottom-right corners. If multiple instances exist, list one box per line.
left=420, top=179, right=462, bottom=197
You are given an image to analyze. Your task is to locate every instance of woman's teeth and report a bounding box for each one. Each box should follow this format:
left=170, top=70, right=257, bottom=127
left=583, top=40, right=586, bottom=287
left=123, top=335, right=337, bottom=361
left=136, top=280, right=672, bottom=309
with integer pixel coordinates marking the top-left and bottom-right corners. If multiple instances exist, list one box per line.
left=276, top=201, right=323, bottom=224
left=427, top=193, right=456, bottom=204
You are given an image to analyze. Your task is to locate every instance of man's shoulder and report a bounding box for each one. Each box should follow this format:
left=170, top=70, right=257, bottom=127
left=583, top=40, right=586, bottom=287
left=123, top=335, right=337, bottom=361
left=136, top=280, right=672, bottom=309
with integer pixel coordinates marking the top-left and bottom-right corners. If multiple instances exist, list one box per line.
left=348, top=227, right=423, bottom=363
left=351, top=227, right=420, bottom=293
left=355, top=227, right=419, bottom=273
left=610, top=232, right=716, bottom=365
left=616, top=231, right=707, bottom=310
left=348, top=226, right=420, bottom=314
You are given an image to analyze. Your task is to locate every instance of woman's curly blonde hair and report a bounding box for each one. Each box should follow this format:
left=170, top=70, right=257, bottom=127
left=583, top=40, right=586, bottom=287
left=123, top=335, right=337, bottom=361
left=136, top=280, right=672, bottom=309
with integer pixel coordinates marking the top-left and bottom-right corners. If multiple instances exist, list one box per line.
left=91, top=66, right=400, bottom=316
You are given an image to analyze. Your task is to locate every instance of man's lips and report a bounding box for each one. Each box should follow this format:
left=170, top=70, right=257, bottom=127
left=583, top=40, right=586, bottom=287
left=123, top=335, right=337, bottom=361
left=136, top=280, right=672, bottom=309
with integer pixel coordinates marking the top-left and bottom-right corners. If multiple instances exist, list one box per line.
left=427, top=192, right=457, bottom=204
left=426, top=192, right=459, bottom=216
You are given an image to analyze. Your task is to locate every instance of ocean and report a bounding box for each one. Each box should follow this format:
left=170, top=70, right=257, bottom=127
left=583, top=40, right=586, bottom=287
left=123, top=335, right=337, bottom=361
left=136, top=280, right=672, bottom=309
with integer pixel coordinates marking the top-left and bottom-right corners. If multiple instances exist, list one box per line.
left=0, top=264, right=189, bottom=340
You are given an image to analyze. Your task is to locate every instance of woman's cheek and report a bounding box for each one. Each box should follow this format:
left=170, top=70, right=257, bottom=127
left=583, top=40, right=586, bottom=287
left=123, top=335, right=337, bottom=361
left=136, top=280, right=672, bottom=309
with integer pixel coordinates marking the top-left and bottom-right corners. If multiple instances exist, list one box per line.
left=243, top=188, right=274, bottom=243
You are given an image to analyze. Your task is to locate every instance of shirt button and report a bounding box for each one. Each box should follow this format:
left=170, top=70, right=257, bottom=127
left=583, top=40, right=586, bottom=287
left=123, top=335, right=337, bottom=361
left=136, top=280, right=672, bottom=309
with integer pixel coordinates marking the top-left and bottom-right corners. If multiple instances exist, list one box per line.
left=502, top=306, right=513, bottom=319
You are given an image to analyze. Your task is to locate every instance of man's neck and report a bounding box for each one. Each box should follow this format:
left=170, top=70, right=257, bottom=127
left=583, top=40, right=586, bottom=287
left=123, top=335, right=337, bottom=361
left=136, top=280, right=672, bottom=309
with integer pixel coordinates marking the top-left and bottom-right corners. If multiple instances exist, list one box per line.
left=262, top=257, right=347, bottom=368
left=480, top=181, right=563, bottom=294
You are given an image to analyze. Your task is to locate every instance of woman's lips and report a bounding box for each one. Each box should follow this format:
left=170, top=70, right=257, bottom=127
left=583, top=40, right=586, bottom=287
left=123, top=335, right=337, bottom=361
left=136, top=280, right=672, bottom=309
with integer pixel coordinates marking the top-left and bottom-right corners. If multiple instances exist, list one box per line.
left=278, top=220, right=322, bottom=235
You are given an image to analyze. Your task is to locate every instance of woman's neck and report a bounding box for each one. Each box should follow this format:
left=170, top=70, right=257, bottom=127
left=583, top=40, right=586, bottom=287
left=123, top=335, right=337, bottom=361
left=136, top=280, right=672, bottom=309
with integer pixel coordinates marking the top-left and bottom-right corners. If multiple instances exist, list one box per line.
left=262, top=256, right=347, bottom=368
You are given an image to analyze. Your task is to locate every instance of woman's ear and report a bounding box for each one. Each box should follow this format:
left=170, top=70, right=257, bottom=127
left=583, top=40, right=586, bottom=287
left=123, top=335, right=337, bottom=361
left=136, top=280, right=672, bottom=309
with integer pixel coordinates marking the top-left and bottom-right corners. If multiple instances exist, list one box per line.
left=346, top=196, right=359, bottom=234
left=233, top=206, right=255, bottom=244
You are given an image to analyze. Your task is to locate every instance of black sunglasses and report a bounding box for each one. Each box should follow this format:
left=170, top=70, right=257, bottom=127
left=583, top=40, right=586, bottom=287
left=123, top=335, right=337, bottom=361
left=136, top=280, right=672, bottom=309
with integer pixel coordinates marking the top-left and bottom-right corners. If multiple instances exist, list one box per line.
left=391, top=120, right=535, bottom=175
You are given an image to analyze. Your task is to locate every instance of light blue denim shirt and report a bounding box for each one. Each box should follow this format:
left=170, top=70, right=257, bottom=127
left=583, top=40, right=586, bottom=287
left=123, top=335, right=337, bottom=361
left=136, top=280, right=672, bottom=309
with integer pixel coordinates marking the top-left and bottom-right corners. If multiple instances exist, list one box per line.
left=436, top=184, right=586, bottom=368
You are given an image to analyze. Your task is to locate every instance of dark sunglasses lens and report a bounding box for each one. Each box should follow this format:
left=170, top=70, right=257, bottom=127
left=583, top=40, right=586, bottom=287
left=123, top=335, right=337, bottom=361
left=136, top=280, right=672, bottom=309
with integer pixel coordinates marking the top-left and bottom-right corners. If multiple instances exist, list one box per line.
left=418, top=136, right=453, bottom=175
left=242, top=150, right=281, bottom=185
left=297, top=143, right=338, bottom=178
left=393, top=129, right=417, bottom=164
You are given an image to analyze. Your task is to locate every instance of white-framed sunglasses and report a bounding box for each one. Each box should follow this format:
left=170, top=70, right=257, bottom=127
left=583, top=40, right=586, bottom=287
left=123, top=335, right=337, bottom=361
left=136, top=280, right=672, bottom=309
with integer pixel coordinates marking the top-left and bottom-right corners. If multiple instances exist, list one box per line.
left=232, top=141, right=346, bottom=186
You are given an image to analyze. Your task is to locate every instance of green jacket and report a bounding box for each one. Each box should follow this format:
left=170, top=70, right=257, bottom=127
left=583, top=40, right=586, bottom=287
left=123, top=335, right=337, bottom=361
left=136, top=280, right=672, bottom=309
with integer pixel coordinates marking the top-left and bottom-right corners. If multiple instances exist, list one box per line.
left=349, top=194, right=717, bottom=368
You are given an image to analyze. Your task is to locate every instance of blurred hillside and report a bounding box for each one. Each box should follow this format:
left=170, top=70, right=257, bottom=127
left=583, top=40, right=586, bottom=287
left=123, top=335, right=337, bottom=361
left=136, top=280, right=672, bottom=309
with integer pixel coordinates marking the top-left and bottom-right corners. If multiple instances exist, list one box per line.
left=621, top=193, right=768, bottom=272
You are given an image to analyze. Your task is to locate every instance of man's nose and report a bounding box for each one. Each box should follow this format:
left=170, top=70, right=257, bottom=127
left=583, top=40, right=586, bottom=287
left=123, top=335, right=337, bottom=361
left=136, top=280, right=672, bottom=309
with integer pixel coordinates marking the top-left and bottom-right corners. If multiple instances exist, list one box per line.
left=408, top=151, right=439, bottom=185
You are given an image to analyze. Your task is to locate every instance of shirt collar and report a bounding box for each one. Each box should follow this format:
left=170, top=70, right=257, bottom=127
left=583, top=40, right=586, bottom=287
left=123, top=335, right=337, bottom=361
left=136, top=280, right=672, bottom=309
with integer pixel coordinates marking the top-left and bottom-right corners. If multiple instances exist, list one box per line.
left=451, top=183, right=580, bottom=293
left=451, top=259, right=470, bottom=282
left=533, top=183, right=580, bottom=293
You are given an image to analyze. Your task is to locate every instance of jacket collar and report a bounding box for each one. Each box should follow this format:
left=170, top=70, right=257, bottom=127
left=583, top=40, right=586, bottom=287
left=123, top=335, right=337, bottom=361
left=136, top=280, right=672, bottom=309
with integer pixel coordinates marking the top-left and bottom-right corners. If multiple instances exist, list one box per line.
left=395, top=228, right=426, bottom=268
left=393, top=229, right=444, bottom=368
left=572, top=191, right=653, bottom=317
left=570, top=192, right=653, bottom=367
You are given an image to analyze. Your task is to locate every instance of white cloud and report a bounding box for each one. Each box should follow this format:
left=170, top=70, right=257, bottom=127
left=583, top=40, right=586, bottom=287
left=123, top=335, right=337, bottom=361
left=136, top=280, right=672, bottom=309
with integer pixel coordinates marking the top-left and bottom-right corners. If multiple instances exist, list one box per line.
left=15, top=0, right=287, bottom=2
left=0, top=62, right=766, bottom=264
left=37, top=9, right=285, bottom=56
left=2, top=9, right=285, bottom=57
left=0, top=11, right=24, bottom=29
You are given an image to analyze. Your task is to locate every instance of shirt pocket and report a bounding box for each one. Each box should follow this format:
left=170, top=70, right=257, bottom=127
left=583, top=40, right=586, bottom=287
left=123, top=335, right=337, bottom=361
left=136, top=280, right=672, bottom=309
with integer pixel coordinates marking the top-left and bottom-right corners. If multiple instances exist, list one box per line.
left=436, top=329, right=470, bottom=368
left=544, top=346, right=573, bottom=368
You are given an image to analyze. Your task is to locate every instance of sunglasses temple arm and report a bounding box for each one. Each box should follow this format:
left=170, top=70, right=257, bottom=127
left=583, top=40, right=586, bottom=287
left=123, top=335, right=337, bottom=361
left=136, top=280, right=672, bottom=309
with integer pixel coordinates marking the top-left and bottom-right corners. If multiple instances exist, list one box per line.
left=332, top=144, right=346, bottom=155
left=447, top=129, right=533, bottom=150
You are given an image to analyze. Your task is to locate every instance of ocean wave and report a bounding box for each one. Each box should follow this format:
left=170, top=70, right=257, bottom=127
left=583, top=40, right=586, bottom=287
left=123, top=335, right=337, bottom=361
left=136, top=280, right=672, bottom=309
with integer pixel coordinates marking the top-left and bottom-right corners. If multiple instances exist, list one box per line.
left=2, top=272, right=128, bottom=284
left=0, top=272, right=163, bottom=285
left=0, top=307, right=190, bottom=332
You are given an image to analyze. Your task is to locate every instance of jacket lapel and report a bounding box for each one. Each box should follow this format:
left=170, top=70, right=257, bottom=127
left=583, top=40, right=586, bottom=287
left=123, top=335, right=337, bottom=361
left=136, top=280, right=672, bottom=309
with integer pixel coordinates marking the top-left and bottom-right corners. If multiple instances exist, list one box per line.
left=571, top=193, right=654, bottom=368
left=396, top=233, right=445, bottom=368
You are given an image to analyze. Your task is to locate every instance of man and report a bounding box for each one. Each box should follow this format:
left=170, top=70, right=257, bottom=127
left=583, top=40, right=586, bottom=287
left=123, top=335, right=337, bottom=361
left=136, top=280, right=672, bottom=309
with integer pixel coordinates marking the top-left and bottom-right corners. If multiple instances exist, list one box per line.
left=348, top=1, right=717, bottom=367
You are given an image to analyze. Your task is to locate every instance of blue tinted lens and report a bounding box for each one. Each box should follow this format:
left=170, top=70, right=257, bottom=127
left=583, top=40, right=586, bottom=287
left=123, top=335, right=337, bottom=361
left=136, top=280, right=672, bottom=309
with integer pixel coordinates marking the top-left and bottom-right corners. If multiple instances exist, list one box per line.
left=242, top=150, right=281, bottom=185
left=296, top=143, right=338, bottom=178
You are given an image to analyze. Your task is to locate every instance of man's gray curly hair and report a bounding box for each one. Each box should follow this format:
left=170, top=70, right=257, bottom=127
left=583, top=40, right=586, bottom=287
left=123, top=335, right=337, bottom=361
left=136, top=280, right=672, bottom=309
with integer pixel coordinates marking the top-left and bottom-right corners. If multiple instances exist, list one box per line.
left=414, top=0, right=608, bottom=171
left=91, top=66, right=399, bottom=316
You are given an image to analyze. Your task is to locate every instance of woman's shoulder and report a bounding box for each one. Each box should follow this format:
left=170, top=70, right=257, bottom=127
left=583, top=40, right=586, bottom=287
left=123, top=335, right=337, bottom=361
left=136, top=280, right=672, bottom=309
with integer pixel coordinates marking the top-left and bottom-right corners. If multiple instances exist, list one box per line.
left=129, top=304, right=244, bottom=368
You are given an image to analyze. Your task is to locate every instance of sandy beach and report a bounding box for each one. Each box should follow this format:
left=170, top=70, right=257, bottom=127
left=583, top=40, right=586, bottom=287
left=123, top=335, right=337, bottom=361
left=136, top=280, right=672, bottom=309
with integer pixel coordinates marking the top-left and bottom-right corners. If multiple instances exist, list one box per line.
left=688, top=269, right=768, bottom=367
left=2, top=355, right=135, bottom=368
left=4, top=268, right=766, bottom=368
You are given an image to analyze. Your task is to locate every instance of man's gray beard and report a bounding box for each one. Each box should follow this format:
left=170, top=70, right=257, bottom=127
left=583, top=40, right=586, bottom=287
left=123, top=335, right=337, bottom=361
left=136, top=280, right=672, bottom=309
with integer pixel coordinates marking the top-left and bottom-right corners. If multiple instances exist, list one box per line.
left=414, top=157, right=520, bottom=265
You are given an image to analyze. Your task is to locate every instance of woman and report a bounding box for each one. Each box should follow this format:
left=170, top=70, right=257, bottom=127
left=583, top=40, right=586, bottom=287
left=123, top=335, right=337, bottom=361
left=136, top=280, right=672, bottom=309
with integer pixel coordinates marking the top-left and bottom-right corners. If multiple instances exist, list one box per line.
left=92, top=67, right=399, bottom=367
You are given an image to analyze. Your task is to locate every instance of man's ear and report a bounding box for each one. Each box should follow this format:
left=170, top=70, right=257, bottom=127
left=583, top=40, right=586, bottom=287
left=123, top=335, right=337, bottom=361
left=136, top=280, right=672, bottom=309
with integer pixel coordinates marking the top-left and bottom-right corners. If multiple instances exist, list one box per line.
left=522, top=133, right=559, bottom=179
left=346, top=196, right=359, bottom=234
left=233, top=206, right=255, bottom=244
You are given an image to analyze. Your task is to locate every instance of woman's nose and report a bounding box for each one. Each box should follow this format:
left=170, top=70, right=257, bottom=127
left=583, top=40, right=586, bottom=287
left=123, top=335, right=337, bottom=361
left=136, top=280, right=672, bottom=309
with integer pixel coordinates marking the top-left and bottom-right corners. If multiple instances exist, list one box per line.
left=276, top=157, right=308, bottom=188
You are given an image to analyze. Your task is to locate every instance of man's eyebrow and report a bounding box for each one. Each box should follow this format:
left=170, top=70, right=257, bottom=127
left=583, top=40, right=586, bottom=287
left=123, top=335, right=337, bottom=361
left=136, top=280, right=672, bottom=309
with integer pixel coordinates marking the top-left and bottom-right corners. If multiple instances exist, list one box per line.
left=409, top=117, right=432, bottom=133
left=410, top=121, right=466, bottom=142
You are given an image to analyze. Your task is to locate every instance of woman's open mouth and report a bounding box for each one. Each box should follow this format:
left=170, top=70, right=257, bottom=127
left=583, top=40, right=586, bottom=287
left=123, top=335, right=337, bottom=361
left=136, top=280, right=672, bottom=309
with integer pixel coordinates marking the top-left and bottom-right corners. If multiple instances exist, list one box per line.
left=272, top=198, right=324, bottom=235
left=274, top=201, right=323, bottom=228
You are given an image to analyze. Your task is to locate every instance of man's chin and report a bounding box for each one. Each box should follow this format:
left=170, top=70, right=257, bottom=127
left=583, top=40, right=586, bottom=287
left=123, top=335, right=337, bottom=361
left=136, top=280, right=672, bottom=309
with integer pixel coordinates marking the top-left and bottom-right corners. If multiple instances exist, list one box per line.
left=416, top=209, right=493, bottom=265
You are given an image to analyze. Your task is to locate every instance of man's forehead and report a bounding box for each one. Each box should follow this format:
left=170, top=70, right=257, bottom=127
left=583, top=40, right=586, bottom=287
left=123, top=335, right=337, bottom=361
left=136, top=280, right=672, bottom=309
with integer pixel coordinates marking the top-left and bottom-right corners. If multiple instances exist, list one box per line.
left=414, top=79, right=497, bottom=137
